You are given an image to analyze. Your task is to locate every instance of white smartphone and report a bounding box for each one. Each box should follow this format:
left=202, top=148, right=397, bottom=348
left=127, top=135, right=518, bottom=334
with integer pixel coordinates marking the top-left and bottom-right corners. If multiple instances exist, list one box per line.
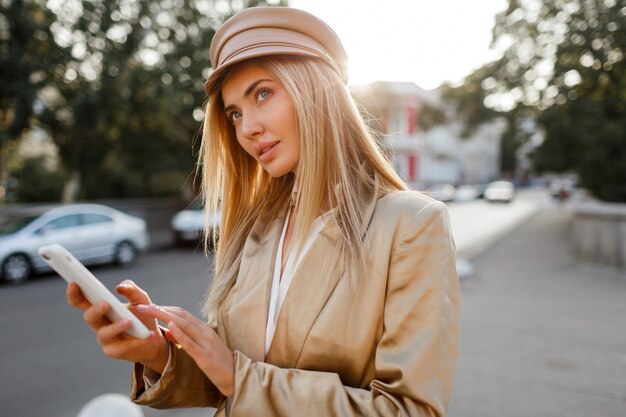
left=38, top=243, right=150, bottom=339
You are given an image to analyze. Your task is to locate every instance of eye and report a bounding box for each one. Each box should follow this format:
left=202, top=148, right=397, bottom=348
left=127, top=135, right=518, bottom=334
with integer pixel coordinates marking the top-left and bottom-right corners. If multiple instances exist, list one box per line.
left=227, top=111, right=242, bottom=124
left=256, top=88, right=272, bottom=102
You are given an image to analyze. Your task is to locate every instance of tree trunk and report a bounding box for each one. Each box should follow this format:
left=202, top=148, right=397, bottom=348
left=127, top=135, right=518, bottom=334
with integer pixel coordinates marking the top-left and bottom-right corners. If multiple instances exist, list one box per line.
left=0, top=152, right=6, bottom=204
left=62, top=170, right=81, bottom=203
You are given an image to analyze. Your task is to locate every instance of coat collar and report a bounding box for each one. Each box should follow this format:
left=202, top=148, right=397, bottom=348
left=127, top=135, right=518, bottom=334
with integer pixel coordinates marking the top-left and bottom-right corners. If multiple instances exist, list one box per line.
left=224, top=186, right=380, bottom=367
left=222, top=213, right=284, bottom=362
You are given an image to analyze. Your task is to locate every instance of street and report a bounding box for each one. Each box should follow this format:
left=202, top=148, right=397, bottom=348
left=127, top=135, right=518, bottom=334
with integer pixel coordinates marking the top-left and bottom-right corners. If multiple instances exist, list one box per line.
left=0, top=248, right=213, bottom=417
left=448, top=205, right=626, bottom=417
left=3, top=188, right=624, bottom=417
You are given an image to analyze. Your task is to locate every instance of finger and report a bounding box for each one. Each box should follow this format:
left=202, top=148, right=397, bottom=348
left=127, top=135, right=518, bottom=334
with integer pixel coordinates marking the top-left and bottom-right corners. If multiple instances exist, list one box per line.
left=167, top=321, right=204, bottom=355
left=83, top=302, right=112, bottom=330
left=100, top=330, right=163, bottom=361
left=66, top=283, right=91, bottom=310
left=161, top=307, right=209, bottom=338
left=164, top=330, right=179, bottom=345
left=136, top=304, right=178, bottom=322
left=138, top=305, right=206, bottom=336
left=97, top=318, right=161, bottom=345
left=97, top=318, right=133, bottom=344
left=115, top=280, right=151, bottom=306
left=136, top=304, right=209, bottom=345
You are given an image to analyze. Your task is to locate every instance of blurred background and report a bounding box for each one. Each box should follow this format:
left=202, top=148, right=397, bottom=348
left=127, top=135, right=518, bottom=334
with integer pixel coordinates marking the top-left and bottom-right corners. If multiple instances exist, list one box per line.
left=0, top=0, right=624, bottom=416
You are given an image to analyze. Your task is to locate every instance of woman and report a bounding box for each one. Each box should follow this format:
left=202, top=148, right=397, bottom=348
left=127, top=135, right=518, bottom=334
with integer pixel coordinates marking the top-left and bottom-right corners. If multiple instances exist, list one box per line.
left=67, top=6, right=460, bottom=416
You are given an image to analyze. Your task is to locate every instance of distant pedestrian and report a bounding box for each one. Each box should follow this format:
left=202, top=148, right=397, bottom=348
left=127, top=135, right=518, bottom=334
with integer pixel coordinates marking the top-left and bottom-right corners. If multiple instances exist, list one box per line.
left=67, top=6, right=460, bottom=416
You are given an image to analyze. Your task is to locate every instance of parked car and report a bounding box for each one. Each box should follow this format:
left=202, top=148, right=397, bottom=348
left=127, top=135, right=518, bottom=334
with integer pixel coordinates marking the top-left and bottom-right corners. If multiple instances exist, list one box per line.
left=484, top=180, right=515, bottom=203
left=0, top=204, right=149, bottom=284
left=454, top=185, right=480, bottom=202
left=171, top=202, right=221, bottom=245
left=429, top=184, right=456, bottom=203
left=549, top=178, right=576, bottom=202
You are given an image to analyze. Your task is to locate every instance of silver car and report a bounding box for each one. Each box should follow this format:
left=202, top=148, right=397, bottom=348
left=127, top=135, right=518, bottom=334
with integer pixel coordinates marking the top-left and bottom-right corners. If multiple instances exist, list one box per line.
left=484, top=180, right=515, bottom=203
left=171, top=202, right=220, bottom=246
left=0, top=204, right=149, bottom=284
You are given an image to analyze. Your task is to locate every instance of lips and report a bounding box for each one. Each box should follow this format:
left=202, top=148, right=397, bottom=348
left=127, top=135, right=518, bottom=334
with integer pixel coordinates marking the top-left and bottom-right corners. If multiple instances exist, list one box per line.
left=254, top=141, right=279, bottom=158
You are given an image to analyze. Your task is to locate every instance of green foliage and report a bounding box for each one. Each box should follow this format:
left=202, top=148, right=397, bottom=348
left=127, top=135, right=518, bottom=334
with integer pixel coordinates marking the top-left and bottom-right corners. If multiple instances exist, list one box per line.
left=440, top=63, right=499, bottom=137
left=448, top=0, right=625, bottom=201
left=439, top=63, right=520, bottom=175
left=1, top=0, right=286, bottom=203
left=9, top=156, right=66, bottom=202
left=417, top=102, right=447, bottom=132
left=534, top=98, right=626, bottom=201
left=532, top=0, right=625, bottom=201
left=0, top=0, right=68, bottom=194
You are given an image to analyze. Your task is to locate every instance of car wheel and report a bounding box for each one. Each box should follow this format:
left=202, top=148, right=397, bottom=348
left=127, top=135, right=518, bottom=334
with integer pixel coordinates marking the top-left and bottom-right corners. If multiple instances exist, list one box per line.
left=114, top=241, right=137, bottom=266
left=2, top=254, right=32, bottom=284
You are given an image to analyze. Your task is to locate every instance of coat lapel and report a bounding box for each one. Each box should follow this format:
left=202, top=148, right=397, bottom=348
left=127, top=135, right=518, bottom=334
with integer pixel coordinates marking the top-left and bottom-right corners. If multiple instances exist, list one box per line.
left=266, top=190, right=380, bottom=367
left=223, top=213, right=285, bottom=363
left=264, top=218, right=343, bottom=367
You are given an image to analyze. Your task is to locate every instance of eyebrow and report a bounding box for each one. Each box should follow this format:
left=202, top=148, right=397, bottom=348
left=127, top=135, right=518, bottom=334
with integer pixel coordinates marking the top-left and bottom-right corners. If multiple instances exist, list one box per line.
left=224, top=78, right=272, bottom=113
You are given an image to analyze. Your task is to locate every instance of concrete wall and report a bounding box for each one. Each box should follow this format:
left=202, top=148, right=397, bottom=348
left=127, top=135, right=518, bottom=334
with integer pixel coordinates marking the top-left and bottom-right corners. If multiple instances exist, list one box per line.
left=571, top=200, right=626, bottom=271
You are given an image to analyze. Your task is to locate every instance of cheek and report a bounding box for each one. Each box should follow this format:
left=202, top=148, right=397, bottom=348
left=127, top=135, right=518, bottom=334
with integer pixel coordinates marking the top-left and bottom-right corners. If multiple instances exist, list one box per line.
left=235, top=133, right=256, bottom=158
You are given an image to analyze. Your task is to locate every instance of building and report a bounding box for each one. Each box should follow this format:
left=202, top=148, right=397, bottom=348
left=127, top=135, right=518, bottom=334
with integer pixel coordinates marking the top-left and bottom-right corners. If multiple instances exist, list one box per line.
left=353, top=81, right=503, bottom=190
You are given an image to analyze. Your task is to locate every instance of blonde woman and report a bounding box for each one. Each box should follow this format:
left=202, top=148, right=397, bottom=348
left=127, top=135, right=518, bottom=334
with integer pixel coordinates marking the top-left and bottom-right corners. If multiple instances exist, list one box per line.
left=67, top=7, right=460, bottom=416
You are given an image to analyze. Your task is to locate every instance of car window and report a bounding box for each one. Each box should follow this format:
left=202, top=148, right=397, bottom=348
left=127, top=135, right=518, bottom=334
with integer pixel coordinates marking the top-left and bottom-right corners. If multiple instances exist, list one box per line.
left=0, top=215, right=39, bottom=236
left=43, top=214, right=82, bottom=231
left=81, top=213, right=113, bottom=225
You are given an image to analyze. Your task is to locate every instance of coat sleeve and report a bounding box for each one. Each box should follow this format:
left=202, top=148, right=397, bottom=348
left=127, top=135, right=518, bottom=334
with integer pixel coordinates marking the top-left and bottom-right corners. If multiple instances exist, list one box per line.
left=131, top=341, right=226, bottom=409
left=227, top=200, right=461, bottom=416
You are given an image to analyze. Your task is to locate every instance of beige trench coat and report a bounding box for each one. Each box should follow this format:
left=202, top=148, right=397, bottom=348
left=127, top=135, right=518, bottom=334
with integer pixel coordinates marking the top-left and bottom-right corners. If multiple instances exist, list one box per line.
left=131, top=190, right=460, bottom=416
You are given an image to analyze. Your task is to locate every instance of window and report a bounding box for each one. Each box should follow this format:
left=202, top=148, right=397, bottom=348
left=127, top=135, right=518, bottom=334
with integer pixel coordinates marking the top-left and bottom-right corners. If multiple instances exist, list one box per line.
left=81, top=213, right=113, bottom=225
left=43, top=215, right=81, bottom=231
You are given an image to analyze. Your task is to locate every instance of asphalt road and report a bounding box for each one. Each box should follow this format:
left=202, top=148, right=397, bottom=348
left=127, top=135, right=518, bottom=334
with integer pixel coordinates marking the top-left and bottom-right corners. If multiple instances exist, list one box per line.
left=448, top=206, right=626, bottom=417
left=0, top=247, right=213, bottom=417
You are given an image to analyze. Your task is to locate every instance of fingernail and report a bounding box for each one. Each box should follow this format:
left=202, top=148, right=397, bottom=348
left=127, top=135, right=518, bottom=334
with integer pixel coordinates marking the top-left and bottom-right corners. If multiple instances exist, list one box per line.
left=136, top=304, right=148, bottom=312
left=97, top=302, right=107, bottom=313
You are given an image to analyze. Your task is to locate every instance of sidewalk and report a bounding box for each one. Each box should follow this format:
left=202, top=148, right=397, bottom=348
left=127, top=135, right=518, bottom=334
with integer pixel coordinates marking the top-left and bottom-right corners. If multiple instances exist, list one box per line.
left=448, top=205, right=626, bottom=417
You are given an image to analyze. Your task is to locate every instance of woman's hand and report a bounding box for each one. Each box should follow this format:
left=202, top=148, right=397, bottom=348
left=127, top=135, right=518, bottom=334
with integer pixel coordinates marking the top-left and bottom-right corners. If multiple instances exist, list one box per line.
left=66, top=280, right=169, bottom=374
left=136, top=303, right=235, bottom=397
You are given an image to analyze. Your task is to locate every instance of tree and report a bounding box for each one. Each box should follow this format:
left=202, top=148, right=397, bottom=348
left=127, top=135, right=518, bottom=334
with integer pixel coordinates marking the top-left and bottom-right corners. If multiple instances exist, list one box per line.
left=439, top=62, right=521, bottom=177
left=443, top=0, right=625, bottom=200
left=440, top=62, right=500, bottom=138
left=9, top=155, right=66, bottom=201
left=3, top=0, right=286, bottom=202
left=491, top=0, right=625, bottom=201
left=0, top=0, right=68, bottom=202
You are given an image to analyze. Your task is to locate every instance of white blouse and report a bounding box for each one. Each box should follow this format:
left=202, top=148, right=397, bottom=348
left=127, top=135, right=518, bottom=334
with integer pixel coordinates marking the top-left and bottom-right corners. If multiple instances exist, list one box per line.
left=264, top=208, right=330, bottom=356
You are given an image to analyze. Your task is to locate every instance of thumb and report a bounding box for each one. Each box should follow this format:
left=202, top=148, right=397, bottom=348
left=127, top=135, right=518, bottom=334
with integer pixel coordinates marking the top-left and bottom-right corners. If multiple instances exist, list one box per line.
left=115, top=279, right=151, bottom=306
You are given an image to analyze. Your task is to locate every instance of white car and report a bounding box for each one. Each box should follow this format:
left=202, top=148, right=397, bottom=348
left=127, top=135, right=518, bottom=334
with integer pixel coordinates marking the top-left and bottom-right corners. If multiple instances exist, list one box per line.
left=0, top=204, right=149, bottom=284
left=454, top=185, right=480, bottom=202
left=171, top=203, right=221, bottom=245
left=484, top=181, right=515, bottom=203
left=429, top=184, right=456, bottom=203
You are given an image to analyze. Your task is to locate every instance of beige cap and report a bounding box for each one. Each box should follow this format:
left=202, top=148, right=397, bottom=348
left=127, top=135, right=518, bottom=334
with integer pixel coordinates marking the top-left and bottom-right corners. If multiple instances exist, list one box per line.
left=205, top=7, right=348, bottom=95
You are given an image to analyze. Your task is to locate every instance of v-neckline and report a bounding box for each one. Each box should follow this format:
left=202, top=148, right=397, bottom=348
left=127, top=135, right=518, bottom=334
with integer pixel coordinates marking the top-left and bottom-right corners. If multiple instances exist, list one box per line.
left=278, top=207, right=293, bottom=281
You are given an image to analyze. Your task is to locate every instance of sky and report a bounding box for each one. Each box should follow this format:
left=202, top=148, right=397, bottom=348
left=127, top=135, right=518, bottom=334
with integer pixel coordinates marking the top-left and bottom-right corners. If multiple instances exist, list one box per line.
left=290, top=0, right=508, bottom=90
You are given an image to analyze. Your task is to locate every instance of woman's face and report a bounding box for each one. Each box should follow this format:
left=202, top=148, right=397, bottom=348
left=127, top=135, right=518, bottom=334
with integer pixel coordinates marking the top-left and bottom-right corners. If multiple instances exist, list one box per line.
left=221, top=61, right=299, bottom=177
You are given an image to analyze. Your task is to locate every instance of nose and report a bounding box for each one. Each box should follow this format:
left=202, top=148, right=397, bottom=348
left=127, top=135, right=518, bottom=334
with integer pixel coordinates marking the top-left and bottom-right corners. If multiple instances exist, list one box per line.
left=240, top=111, right=264, bottom=139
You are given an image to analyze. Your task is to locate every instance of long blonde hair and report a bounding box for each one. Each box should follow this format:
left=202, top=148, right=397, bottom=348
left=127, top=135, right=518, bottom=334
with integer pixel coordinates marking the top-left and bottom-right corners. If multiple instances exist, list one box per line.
left=199, top=56, right=407, bottom=319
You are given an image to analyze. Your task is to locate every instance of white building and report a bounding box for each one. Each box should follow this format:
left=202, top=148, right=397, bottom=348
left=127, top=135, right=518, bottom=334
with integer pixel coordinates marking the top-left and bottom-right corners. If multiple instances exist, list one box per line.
left=353, top=81, right=504, bottom=190
left=458, top=119, right=506, bottom=185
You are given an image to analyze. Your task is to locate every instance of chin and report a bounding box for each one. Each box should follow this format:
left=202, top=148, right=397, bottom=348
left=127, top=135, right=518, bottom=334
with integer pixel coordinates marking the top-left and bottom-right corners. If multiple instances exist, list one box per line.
left=261, top=160, right=297, bottom=178
left=264, top=168, right=292, bottom=178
